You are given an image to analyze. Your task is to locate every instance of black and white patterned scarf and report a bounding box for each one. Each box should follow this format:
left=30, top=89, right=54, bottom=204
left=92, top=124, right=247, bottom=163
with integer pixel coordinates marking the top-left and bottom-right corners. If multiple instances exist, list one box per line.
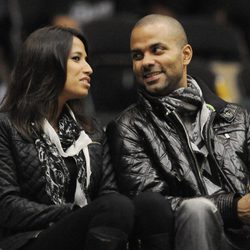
left=157, top=76, right=210, bottom=143
left=158, top=77, right=221, bottom=194
left=160, top=76, right=203, bottom=114
left=33, top=107, right=92, bottom=206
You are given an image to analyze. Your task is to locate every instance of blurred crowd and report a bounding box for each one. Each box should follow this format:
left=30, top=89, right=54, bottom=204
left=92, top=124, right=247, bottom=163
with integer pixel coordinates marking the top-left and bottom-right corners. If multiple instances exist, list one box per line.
left=1, top=0, right=250, bottom=123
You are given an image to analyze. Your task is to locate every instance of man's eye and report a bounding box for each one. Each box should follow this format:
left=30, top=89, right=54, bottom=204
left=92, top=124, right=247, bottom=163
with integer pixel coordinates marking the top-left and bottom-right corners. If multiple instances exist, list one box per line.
left=131, top=53, right=143, bottom=60
left=152, top=46, right=164, bottom=54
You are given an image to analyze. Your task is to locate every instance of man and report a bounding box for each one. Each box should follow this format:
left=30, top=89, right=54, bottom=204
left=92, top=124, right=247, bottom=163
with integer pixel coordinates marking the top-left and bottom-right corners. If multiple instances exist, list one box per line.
left=107, top=14, right=250, bottom=250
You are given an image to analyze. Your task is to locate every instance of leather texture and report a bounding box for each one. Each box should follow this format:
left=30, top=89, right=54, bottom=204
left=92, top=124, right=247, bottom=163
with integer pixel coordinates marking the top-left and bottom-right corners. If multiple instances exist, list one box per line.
left=0, top=114, right=117, bottom=249
left=107, top=79, right=250, bottom=224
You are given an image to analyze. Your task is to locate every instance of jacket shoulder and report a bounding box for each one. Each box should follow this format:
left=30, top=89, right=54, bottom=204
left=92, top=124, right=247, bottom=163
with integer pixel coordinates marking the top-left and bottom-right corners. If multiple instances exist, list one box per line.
left=86, top=117, right=107, bottom=143
left=218, top=103, right=249, bottom=123
left=0, top=112, right=10, bottom=121
left=106, top=103, right=145, bottom=141
left=114, top=103, right=143, bottom=125
left=0, top=112, right=12, bottom=130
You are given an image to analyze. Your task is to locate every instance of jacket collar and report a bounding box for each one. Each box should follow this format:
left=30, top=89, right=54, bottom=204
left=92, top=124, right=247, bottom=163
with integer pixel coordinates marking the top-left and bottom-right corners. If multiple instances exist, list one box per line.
left=196, top=77, right=238, bottom=122
left=138, top=76, right=237, bottom=122
left=196, top=77, right=226, bottom=112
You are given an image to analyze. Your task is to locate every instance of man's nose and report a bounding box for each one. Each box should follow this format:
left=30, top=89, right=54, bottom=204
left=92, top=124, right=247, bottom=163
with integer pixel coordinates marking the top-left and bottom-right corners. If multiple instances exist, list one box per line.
left=142, top=53, right=155, bottom=67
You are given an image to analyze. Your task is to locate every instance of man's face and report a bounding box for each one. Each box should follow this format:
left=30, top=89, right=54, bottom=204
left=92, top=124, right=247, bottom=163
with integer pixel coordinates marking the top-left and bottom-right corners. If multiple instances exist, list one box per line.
left=130, top=23, right=191, bottom=96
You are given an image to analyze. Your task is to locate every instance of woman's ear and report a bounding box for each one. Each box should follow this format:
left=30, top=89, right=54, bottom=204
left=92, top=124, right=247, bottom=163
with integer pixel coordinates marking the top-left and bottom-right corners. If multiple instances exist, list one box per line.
left=182, top=44, right=193, bottom=66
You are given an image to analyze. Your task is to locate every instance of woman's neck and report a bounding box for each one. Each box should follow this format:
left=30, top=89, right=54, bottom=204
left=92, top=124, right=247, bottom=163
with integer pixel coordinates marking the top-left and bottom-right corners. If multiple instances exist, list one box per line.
left=48, top=102, right=65, bottom=132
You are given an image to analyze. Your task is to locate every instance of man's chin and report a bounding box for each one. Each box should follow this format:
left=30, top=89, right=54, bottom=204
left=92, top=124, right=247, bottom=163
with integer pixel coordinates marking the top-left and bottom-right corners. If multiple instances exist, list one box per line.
left=146, top=81, right=161, bottom=91
left=146, top=84, right=172, bottom=96
left=145, top=85, right=162, bottom=96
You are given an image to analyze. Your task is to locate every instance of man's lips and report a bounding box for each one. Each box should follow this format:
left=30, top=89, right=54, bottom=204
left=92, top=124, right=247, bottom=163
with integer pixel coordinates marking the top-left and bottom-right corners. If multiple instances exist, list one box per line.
left=143, top=71, right=162, bottom=83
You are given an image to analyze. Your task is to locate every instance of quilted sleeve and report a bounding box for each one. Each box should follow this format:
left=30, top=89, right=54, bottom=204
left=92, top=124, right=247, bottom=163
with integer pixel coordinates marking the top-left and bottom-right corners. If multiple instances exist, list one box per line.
left=0, top=115, right=73, bottom=231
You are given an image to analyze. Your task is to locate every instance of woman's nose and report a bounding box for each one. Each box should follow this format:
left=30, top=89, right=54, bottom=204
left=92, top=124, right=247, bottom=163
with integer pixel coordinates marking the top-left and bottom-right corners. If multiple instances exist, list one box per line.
left=83, top=61, right=93, bottom=75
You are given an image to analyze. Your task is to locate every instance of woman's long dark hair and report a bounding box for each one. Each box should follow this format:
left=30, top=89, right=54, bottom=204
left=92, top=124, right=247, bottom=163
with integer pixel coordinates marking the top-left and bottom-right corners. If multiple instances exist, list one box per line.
left=1, top=26, right=92, bottom=139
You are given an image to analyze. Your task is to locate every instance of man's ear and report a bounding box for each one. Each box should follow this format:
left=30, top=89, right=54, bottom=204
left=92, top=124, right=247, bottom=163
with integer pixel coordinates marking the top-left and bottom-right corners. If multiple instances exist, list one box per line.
left=182, top=44, right=193, bottom=65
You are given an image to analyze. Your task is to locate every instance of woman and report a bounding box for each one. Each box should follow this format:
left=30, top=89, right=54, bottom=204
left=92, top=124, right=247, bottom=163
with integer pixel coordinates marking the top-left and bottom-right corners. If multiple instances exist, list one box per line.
left=0, top=26, right=134, bottom=250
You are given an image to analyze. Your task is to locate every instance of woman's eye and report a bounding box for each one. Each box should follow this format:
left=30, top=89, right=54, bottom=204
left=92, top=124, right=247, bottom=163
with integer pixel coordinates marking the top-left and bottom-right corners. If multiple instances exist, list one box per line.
left=72, top=56, right=80, bottom=62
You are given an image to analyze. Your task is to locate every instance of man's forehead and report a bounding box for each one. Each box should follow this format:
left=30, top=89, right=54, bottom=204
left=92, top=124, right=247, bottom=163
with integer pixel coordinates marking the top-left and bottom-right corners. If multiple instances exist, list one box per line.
left=133, top=21, right=166, bottom=32
left=131, top=24, right=175, bottom=43
left=131, top=20, right=187, bottom=48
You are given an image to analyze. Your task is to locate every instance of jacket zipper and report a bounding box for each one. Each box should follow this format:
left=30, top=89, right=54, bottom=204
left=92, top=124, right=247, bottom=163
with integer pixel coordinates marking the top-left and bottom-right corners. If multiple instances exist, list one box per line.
left=169, top=111, right=208, bottom=195
left=205, top=112, right=237, bottom=193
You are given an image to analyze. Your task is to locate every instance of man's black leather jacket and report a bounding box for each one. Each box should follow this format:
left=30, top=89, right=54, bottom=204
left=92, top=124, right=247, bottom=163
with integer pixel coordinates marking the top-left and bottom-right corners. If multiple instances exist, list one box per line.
left=107, top=79, right=250, bottom=227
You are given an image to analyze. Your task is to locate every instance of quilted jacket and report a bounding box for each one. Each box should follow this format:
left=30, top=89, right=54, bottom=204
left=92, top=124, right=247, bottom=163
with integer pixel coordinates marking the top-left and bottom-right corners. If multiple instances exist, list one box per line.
left=0, top=113, right=117, bottom=250
left=107, top=79, right=250, bottom=227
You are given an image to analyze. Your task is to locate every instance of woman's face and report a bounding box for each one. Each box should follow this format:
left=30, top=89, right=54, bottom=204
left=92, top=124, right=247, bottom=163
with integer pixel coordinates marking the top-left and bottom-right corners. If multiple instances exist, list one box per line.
left=59, top=36, right=93, bottom=104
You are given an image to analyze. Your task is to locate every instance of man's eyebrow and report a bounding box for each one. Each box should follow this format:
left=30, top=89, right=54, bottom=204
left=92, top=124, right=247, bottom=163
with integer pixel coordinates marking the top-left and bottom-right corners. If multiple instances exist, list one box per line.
left=130, top=42, right=167, bottom=54
left=130, top=49, right=141, bottom=53
left=150, top=42, right=165, bottom=48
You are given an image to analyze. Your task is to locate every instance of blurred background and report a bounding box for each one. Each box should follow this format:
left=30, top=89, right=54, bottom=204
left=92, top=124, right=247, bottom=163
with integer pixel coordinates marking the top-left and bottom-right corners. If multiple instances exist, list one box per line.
left=1, top=0, right=250, bottom=126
